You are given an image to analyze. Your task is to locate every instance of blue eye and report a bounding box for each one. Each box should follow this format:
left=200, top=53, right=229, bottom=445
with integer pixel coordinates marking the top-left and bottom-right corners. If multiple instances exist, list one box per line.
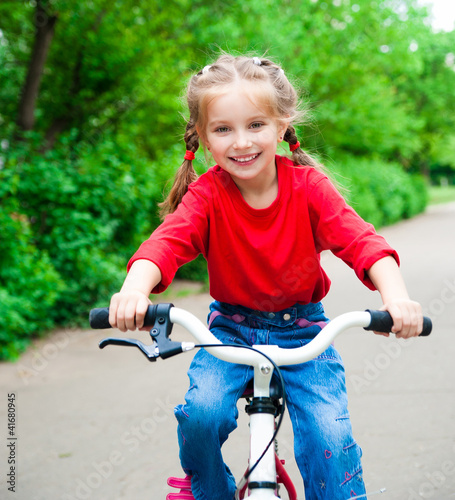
left=251, top=122, right=263, bottom=129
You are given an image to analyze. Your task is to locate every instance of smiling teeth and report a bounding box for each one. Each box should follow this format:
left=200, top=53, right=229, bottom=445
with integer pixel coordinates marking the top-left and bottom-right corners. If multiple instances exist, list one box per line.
left=232, top=154, right=259, bottom=163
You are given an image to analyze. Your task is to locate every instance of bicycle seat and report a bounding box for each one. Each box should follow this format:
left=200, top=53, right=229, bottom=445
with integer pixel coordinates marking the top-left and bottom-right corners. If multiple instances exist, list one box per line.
left=241, top=377, right=283, bottom=401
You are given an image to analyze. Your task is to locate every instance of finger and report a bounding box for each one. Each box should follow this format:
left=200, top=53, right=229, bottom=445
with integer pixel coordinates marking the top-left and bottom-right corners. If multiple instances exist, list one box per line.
left=409, top=302, right=423, bottom=337
left=124, top=300, right=139, bottom=331
left=109, top=294, right=120, bottom=329
left=116, top=302, right=127, bottom=332
left=396, top=307, right=411, bottom=338
left=382, top=303, right=403, bottom=335
left=373, top=331, right=390, bottom=337
left=416, top=308, right=424, bottom=336
left=135, top=298, right=152, bottom=330
left=399, top=305, right=422, bottom=339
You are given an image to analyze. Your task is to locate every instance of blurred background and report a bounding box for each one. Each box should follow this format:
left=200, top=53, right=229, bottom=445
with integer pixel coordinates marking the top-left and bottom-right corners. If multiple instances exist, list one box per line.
left=1, top=0, right=454, bottom=360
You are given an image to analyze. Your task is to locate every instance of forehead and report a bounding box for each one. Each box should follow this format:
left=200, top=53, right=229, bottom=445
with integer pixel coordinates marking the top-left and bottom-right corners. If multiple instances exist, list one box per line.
left=206, top=81, right=275, bottom=122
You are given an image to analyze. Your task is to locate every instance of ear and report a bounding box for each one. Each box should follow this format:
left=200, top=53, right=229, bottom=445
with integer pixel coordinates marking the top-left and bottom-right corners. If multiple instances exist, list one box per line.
left=277, top=119, right=290, bottom=142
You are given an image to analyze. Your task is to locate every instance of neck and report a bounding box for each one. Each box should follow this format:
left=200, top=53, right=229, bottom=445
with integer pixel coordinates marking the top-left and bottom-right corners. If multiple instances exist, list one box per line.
left=233, top=168, right=278, bottom=210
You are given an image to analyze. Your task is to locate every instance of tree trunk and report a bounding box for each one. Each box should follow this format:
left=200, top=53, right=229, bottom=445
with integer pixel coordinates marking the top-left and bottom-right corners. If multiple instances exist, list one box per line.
left=16, top=1, right=57, bottom=131
left=42, top=116, right=70, bottom=151
left=40, top=11, right=106, bottom=151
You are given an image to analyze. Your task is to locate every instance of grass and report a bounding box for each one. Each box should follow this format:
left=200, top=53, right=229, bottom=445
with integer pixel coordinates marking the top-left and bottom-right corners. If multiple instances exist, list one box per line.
left=429, top=185, right=455, bottom=205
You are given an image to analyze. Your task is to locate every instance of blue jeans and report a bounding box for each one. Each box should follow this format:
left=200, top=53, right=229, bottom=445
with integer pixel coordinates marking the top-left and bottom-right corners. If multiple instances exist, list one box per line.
left=174, top=301, right=366, bottom=500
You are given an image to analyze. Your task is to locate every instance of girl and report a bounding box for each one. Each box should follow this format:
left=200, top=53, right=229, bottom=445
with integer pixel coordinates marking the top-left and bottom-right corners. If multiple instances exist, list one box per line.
left=109, top=54, right=423, bottom=500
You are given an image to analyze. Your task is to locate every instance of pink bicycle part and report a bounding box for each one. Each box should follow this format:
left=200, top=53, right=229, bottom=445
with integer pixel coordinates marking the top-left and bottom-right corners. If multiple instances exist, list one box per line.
left=166, top=475, right=195, bottom=500
left=238, top=453, right=297, bottom=499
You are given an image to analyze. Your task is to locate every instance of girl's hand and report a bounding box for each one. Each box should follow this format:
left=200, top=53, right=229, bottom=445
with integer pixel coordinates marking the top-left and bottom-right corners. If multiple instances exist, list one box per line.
left=367, top=257, right=423, bottom=338
left=108, top=259, right=162, bottom=332
left=375, top=299, right=423, bottom=338
left=109, top=290, right=153, bottom=332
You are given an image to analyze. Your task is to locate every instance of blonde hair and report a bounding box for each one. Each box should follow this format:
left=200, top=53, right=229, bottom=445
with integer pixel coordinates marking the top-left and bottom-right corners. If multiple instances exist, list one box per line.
left=159, top=54, right=322, bottom=218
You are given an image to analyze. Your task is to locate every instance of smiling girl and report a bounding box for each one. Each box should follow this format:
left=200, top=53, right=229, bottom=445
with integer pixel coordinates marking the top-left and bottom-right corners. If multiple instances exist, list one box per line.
left=109, top=54, right=423, bottom=499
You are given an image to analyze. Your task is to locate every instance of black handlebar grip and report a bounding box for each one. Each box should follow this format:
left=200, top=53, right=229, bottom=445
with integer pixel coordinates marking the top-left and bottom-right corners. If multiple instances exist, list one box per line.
left=365, top=310, right=432, bottom=336
left=420, top=317, right=432, bottom=336
left=89, top=305, right=163, bottom=329
left=89, top=308, right=111, bottom=329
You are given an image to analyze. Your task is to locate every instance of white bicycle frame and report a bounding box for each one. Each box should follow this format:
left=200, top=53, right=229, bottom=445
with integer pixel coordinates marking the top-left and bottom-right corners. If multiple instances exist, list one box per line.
left=169, top=308, right=373, bottom=500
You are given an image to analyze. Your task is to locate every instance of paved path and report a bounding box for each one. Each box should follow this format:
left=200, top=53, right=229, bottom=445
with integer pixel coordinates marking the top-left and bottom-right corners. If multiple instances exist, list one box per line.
left=1, top=203, right=454, bottom=500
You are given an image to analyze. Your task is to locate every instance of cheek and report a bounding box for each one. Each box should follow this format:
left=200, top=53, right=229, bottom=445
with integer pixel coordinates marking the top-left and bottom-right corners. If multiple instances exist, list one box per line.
left=259, top=130, right=280, bottom=147
left=198, top=129, right=212, bottom=152
left=208, top=137, right=228, bottom=153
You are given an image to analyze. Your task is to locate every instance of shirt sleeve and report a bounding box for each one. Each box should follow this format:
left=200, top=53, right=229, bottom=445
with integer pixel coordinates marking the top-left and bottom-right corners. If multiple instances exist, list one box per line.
left=126, top=185, right=209, bottom=294
left=307, top=174, right=399, bottom=290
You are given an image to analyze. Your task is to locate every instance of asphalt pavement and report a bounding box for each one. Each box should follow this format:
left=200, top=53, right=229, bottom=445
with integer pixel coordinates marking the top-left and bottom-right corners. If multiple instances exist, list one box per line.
left=1, top=202, right=454, bottom=500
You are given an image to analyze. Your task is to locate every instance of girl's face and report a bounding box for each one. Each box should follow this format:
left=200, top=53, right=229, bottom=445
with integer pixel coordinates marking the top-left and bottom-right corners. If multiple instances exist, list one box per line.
left=202, top=83, right=287, bottom=192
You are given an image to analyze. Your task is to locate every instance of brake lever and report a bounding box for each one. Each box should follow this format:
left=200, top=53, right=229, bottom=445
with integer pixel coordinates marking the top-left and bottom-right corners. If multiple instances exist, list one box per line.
left=98, top=305, right=195, bottom=361
left=99, top=338, right=159, bottom=361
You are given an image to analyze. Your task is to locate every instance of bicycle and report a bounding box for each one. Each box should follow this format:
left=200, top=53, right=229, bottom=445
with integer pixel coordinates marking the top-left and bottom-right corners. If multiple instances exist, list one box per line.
left=89, top=304, right=432, bottom=499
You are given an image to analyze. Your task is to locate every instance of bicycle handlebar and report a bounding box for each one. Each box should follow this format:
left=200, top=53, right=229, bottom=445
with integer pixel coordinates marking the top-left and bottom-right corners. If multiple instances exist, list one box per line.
left=89, top=305, right=160, bottom=330
left=366, top=309, right=432, bottom=336
left=89, top=305, right=432, bottom=366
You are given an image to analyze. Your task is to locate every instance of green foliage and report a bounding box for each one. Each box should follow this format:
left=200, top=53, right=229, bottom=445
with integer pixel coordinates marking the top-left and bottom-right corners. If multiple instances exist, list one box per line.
left=0, top=133, right=161, bottom=358
left=2, top=0, right=454, bottom=169
left=185, top=0, right=451, bottom=167
left=0, top=190, right=64, bottom=359
left=332, top=155, right=428, bottom=227
left=1, top=0, right=452, bottom=359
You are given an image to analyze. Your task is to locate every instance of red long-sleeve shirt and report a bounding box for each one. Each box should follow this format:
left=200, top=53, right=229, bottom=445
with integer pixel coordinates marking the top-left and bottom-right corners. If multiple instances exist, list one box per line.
left=128, top=155, right=398, bottom=311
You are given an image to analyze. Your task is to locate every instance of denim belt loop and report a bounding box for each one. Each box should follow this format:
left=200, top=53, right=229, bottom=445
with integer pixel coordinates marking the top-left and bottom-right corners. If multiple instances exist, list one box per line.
left=209, top=301, right=325, bottom=330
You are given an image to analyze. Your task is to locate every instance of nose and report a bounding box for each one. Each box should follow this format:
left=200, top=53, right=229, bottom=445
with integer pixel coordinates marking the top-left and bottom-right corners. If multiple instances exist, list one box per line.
left=233, top=130, right=252, bottom=150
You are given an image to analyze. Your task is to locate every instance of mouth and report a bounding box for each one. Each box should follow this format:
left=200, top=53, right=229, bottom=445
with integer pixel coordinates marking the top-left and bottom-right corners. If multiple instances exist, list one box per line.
left=229, top=153, right=260, bottom=163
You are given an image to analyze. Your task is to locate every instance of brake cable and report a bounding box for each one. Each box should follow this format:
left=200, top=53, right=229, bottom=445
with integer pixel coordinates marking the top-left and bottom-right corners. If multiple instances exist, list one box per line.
left=194, top=342, right=287, bottom=482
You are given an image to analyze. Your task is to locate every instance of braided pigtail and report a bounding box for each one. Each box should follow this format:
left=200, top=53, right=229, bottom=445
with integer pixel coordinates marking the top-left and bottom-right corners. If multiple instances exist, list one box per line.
left=283, top=125, right=322, bottom=170
left=159, top=121, right=199, bottom=219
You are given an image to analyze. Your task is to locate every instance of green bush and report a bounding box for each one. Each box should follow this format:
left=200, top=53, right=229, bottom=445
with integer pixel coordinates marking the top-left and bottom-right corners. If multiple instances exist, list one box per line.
left=0, top=133, right=161, bottom=359
left=0, top=197, right=64, bottom=359
left=331, top=155, right=428, bottom=227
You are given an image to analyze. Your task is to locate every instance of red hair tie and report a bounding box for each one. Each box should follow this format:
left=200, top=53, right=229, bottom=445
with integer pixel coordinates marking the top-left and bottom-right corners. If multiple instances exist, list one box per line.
left=289, top=141, right=300, bottom=152
left=184, top=151, right=195, bottom=161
